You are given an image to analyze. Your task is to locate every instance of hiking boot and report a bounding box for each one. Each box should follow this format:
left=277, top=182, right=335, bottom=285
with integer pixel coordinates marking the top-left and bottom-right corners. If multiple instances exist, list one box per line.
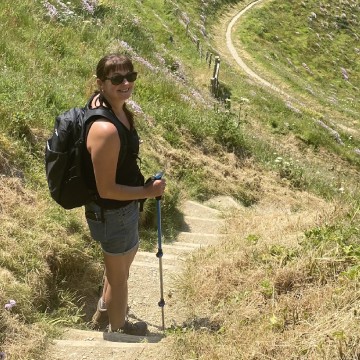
left=123, top=320, right=148, bottom=336
left=90, top=299, right=108, bottom=331
left=108, top=320, right=148, bottom=336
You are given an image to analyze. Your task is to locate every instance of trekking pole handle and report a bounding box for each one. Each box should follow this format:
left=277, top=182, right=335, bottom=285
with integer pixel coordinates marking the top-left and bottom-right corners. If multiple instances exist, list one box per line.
left=144, top=171, right=164, bottom=200
left=152, top=171, right=163, bottom=180
left=151, top=171, right=164, bottom=200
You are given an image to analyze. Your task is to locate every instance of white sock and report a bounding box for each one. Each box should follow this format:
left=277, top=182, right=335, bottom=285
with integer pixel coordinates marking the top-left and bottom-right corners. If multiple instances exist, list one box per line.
left=99, top=298, right=107, bottom=311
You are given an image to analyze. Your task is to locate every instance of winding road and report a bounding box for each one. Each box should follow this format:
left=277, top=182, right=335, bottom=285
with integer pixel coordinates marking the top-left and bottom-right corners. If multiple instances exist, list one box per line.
left=222, top=0, right=360, bottom=146
left=224, top=0, right=298, bottom=105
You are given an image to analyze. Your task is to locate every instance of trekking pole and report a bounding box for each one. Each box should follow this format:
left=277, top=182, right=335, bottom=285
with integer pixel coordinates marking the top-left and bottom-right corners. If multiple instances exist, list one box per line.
left=153, top=171, right=165, bottom=331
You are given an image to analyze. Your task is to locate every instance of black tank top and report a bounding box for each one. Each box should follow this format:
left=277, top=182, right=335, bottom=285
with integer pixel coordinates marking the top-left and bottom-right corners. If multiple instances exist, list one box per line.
left=83, top=113, right=144, bottom=209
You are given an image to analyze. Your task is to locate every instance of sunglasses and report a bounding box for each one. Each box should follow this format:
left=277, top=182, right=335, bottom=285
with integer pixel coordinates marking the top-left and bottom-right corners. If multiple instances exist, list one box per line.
left=104, top=72, right=138, bottom=85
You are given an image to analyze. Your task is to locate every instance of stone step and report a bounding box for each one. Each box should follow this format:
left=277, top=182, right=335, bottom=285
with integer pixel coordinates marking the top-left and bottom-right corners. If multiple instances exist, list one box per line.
left=136, top=251, right=180, bottom=261
left=134, top=251, right=182, bottom=269
left=180, top=215, right=225, bottom=234
left=49, top=329, right=161, bottom=360
left=182, top=200, right=221, bottom=218
left=47, top=199, right=228, bottom=360
left=176, top=231, right=226, bottom=245
left=204, top=196, right=243, bottom=212
left=127, top=250, right=190, bottom=332
left=163, top=241, right=202, bottom=251
left=58, top=328, right=162, bottom=343
left=132, top=242, right=203, bottom=270
left=148, top=241, right=203, bottom=256
left=132, top=259, right=178, bottom=270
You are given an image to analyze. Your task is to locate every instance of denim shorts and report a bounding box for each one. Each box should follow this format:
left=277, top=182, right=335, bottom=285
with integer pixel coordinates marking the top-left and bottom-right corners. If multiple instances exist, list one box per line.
left=85, top=201, right=139, bottom=255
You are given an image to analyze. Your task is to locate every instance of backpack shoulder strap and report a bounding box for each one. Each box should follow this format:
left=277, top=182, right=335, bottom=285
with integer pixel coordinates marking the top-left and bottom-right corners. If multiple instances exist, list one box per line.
left=84, top=108, right=128, bottom=166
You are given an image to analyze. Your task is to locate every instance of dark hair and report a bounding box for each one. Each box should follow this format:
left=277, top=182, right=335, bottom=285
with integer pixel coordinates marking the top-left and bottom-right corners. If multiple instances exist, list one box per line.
left=96, top=53, right=134, bottom=81
left=95, top=53, right=135, bottom=128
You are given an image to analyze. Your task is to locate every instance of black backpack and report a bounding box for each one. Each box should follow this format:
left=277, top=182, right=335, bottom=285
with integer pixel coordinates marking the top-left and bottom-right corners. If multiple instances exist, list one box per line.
left=45, top=106, right=127, bottom=209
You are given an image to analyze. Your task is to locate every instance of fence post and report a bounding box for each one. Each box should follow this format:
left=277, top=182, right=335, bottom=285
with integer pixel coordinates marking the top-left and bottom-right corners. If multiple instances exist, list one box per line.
left=210, top=57, right=220, bottom=97
left=210, top=77, right=216, bottom=96
left=225, top=98, right=231, bottom=110
left=213, top=56, right=220, bottom=79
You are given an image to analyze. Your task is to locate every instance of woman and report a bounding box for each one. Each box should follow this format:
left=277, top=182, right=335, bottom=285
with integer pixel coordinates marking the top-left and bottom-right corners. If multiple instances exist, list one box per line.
left=84, top=53, right=166, bottom=335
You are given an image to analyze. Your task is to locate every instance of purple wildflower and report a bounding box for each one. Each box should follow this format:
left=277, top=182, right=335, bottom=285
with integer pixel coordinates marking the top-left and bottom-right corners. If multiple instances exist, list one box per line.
left=340, top=67, right=349, bottom=81
left=119, top=40, right=133, bottom=52
left=43, top=1, right=58, bottom=19
left=55, top=0, right=75, bottom=18
left=302, top=63, right=313, bottom=75
left=43, top=0, right=76, bottom=21
left=132, top=16, right=140, bottom=25
left=190, top=89, right=206, bottom=103
left=56, top=0, right=70, bottom=11
left=133, top=55, right=159, bottom=72
left=127, top=100, right=144, bottom=114
left=180, top=94, right=192, bottom=102
left=181, top=12, right=190, bottom=24
left=155, top=53, right=166, bottom=65
left=117, top=41, right=159, bottom=72
left=82, top=0, right=97, bottom=14
left=4, top=300, right=16, bottom=310
left=0, top=351, right=6, bottom=359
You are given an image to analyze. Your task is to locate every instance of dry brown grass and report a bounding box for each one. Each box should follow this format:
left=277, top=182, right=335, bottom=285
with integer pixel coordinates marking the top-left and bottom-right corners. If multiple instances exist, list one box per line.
left=169, top=176, right=360, bottom=359
left=0, top=311, right=48, bottom=360
left=0, top=178, right=51, bottom=358
left=0, top=176, right=103, bottom=359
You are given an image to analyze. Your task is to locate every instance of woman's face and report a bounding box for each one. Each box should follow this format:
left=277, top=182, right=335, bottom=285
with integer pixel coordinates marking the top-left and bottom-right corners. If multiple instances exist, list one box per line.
left=99, top=68, right=136, bottom=103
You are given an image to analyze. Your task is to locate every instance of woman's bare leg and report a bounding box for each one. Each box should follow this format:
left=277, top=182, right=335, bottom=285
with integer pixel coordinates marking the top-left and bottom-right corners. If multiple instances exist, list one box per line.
left=103, top=245, right=138, bottom=331
left=101, top=269, right=107, bottom=308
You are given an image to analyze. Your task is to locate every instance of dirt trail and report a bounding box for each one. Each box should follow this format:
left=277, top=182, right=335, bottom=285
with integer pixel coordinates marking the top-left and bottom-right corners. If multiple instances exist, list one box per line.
left=218, top=0, right=360, bottom=141
left=46, top=199, right=229, bottom=359
left=46, top=191, right=332, bottom=359
left=225, top=0, right=284, bottom=94
left=221, top=0, right=309, bottom=113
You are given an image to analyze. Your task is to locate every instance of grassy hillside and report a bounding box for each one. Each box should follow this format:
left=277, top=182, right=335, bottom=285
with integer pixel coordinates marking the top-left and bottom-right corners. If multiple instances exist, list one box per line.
left=173, top=0, right=360, bottom=358
left=0, top=0, right=359, bottom=358
left=237, top=0, right=360, bottom=116
left=232, top=0, right=360, bottom=168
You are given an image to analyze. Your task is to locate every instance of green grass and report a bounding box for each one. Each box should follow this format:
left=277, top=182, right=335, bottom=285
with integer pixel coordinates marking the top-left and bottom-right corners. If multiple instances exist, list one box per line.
left=0, top=0, right=359, bottom=358
left=236, top=0, right=360, bottom=116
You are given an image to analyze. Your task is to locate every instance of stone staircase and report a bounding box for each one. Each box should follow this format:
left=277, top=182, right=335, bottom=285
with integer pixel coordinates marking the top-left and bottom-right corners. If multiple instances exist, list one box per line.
left=47, top=199, right=228, bottom=360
